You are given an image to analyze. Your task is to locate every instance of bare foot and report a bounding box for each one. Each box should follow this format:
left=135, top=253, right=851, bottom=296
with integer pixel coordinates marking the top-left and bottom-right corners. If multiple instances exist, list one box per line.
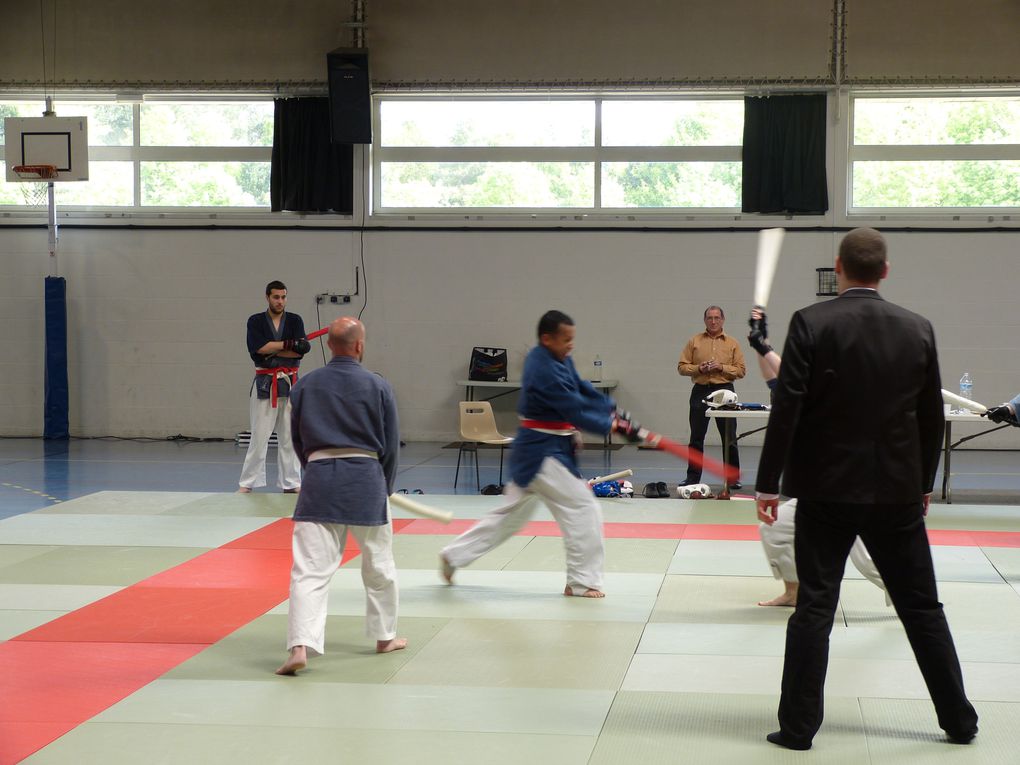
left=237, top=487, right=253, bottom=494
left=564, top=585, right=605, bottom=598
left=439, top=554, right=456, bottom=584
left=376, top=637, right=407, bottom=653
left=758, top=583, right=798, bottom=607
left=757, top=593, right=797, bottom=607
left=275, top=645, right=307, bottom=675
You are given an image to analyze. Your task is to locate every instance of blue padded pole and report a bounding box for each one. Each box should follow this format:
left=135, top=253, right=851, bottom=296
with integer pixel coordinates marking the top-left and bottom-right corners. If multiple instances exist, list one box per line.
left=44, top=276, right=69, bottom=439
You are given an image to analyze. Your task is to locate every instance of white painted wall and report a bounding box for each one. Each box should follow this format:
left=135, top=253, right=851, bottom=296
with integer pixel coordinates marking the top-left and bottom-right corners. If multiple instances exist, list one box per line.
left=3, top=226, right=1017, bottom=449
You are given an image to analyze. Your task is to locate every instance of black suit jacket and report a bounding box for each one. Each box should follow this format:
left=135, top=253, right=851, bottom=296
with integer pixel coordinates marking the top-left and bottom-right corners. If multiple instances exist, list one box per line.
left=756, top=289, right=944, bottom=504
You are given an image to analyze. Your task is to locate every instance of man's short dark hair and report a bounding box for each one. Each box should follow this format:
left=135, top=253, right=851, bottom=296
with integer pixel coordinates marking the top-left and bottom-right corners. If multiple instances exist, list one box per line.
left=839, top=228, right=887, bottom=283
left=538, top=310, right=574, bottom=338
left=704, top=305, right=725, bottom=319
left=266, top=280, right=287, bottom=296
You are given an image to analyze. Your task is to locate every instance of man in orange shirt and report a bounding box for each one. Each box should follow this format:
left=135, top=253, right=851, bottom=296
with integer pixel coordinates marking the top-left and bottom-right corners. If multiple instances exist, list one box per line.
left=677, top=306, right=746, bottom=490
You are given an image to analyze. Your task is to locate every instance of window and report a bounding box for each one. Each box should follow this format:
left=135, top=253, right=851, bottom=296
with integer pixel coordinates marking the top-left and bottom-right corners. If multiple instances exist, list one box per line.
left=0, top=98, right=272, bottom=211
left=374, top=97, right=744, bottom=212
left=850, top=95, right=1020, bottom=209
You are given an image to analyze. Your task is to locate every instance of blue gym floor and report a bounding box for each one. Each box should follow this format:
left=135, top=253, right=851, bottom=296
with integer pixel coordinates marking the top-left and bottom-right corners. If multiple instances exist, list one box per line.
left=3, top=438, right=1020, bottom=519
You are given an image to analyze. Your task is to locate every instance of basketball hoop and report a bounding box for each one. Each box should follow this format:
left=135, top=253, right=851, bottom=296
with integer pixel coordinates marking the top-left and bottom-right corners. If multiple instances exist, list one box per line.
left=11, top=165, right=57, bottom=207
left=12, top=164, right=59, bottom=181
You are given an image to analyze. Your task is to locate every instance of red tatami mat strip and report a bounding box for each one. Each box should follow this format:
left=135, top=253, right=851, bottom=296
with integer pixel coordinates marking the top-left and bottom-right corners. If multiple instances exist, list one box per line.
left=928, top=528, right=1020, bottom=547
left=401, top=517, right=1020, bottom=546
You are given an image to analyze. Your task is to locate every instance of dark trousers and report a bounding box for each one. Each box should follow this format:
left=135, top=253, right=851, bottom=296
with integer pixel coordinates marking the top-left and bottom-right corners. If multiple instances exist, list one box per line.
left=686, top=382, right=739, bottom=482
left=778, top=500, right=978, bottom=745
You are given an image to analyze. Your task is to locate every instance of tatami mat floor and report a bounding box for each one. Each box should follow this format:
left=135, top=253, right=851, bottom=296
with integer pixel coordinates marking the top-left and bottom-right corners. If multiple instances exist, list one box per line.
left=1, top=440, right=1020, bottom=763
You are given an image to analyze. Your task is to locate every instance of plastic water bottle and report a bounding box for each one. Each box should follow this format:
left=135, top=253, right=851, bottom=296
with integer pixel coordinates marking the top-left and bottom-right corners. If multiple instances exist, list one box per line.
left=592, top=354, right=603, bottom=383
left=959, top=372, right=973, bottom=402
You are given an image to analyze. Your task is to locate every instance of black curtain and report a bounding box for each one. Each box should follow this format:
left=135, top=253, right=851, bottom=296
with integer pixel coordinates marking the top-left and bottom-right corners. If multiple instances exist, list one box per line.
left=271, top=97, right=354, bottom=214
left=741, top=94, right=828, bottom=215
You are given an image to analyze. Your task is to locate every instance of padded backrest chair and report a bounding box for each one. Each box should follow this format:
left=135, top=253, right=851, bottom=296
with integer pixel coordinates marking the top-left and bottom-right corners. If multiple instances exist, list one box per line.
left=455, top=401, right=514, bottom=492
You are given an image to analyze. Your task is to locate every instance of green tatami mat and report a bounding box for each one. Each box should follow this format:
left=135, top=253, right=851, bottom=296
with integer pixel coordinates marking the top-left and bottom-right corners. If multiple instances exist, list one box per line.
left=982, top=547, right=1020, bottom=581
left=273, top=569, right=664, bottom=623
left=924, top=504, right=1020, bottom=532
left=684, top=499, right=758, bottom=525
left=0, top=545, right=208, bottom=585
left=623, top=653, right=784, bottom=695
left=0, top=513, right=273, bottom=547
left=860, top=697, right=1020, bottom=764
left=0, top=583, right=121, bottom=611
left=26, top=723, right=596, bottom=765
left=668, top=539, right=768, bottom=576
left=650, top=575, right=810, bottom=625
left=165, top=614, right=447, bottom=683
left=92, top=679, right=615, bottom=736
left=35, top=491, right=215, bottom=515
left=347, top=534, right=531, bottom=571
left=502, top=536, right=679, bottom=574
left=589, top=691, right=869, bottom=764
left=390, top=618, right=643, bottom=689
left=0, top=609, right=65, bottom=640
left=0, top=544, right=59, bottom=568
left=930, top=546, right=1005, bottom=583
left=166, top=492, right=297, bottom=517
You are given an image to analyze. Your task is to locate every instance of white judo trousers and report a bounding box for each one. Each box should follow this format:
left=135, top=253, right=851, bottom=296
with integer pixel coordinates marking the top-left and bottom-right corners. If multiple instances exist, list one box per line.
left=760, top=498, right=889, bottom=599
left=442, top=456, right=605, bottom=594
left=238, top=388, right=302, bottom=490
left=286, top=518, right=398, bottom=655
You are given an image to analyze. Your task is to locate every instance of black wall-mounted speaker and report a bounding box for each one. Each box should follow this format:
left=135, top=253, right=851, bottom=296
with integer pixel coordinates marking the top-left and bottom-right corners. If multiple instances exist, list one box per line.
left=327, top=48, right=371, bottom=144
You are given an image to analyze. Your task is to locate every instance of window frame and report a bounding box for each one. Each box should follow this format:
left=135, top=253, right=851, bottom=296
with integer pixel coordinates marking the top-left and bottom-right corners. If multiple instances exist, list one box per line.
left=371, top=94, right=746, bottom=216
left=0, top=94, right=274, bottom=215
left=847, top=90, right=1020, bottom=215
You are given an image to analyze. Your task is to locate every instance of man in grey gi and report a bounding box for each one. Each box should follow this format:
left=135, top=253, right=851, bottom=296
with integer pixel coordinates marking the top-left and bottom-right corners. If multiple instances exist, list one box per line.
left=276, top=317, right=405, bottom=676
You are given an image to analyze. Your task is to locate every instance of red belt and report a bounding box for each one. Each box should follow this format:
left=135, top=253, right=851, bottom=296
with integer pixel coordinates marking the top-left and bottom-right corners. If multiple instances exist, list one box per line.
left=520, top=419, right=575, bottom=431
left=256, top=367, right=299, bottom=408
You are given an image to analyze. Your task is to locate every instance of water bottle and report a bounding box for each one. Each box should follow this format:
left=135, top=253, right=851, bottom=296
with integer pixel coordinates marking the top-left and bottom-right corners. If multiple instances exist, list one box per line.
left=959, top=372, right=973, bottom=402
left=592, top=354, right=603, bottom=383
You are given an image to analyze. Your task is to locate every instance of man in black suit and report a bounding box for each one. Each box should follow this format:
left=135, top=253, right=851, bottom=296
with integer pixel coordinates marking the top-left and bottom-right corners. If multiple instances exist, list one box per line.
left=755, top=228, right=978, bottom=750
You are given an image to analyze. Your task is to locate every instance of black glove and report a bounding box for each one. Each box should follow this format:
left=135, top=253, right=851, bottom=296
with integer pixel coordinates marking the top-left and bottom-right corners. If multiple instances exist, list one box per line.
left=984, top=404, right=1018, bottom=425
left=283, top=338, right=312, bottom=355
left=612, top=408, right=642, bottom=443
left=748, top=328, right=773, bottom=357
left=748, top=310, right=768, bottom=340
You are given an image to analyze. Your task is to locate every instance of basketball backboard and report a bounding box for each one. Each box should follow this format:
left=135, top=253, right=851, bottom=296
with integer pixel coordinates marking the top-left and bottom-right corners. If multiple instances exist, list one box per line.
left=4, top=116, right=89, bottom=182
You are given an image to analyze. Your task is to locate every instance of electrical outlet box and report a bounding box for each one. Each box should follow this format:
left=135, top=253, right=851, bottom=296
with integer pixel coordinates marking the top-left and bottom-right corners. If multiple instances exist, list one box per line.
left=316, top=292, right=352, bottom=304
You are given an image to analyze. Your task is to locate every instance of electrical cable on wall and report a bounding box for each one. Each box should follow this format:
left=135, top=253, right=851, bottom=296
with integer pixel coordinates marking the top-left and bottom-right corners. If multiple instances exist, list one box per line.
left=357, top=146, right=368, bottom=321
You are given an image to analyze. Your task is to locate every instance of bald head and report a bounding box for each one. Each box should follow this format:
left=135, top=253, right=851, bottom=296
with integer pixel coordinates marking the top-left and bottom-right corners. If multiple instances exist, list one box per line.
left=328, top=317, right=365, bottom=360
left=837, top=227, right=888, bottom=287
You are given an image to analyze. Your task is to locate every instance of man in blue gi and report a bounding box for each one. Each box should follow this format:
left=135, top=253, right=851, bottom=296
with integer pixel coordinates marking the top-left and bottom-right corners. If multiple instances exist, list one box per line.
left=276, top=317, right=405, bottom=676
left=238, top=280, right=310, bottom=493
left=440, top=310, right=641, bottom=598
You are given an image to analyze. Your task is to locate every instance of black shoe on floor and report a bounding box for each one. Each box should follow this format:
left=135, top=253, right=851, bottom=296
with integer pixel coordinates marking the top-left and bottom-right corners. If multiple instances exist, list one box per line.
left=656, top=481, right=670, bottom=498
left=946, top=729, right=977, bottom=745
left=766, top=731, right=811, bottom=751
left=642, top=483, right=660, bottom=498
left=677, top=478, right=700, bottom=487
left=730, top=481, right=743, bottom=491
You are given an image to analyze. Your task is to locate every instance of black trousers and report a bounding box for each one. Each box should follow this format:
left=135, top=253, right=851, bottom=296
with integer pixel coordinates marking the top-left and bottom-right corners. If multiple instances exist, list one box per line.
left=686, top=382, right=739, bottom=482
left=778, top=500, right=978, bottom=745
